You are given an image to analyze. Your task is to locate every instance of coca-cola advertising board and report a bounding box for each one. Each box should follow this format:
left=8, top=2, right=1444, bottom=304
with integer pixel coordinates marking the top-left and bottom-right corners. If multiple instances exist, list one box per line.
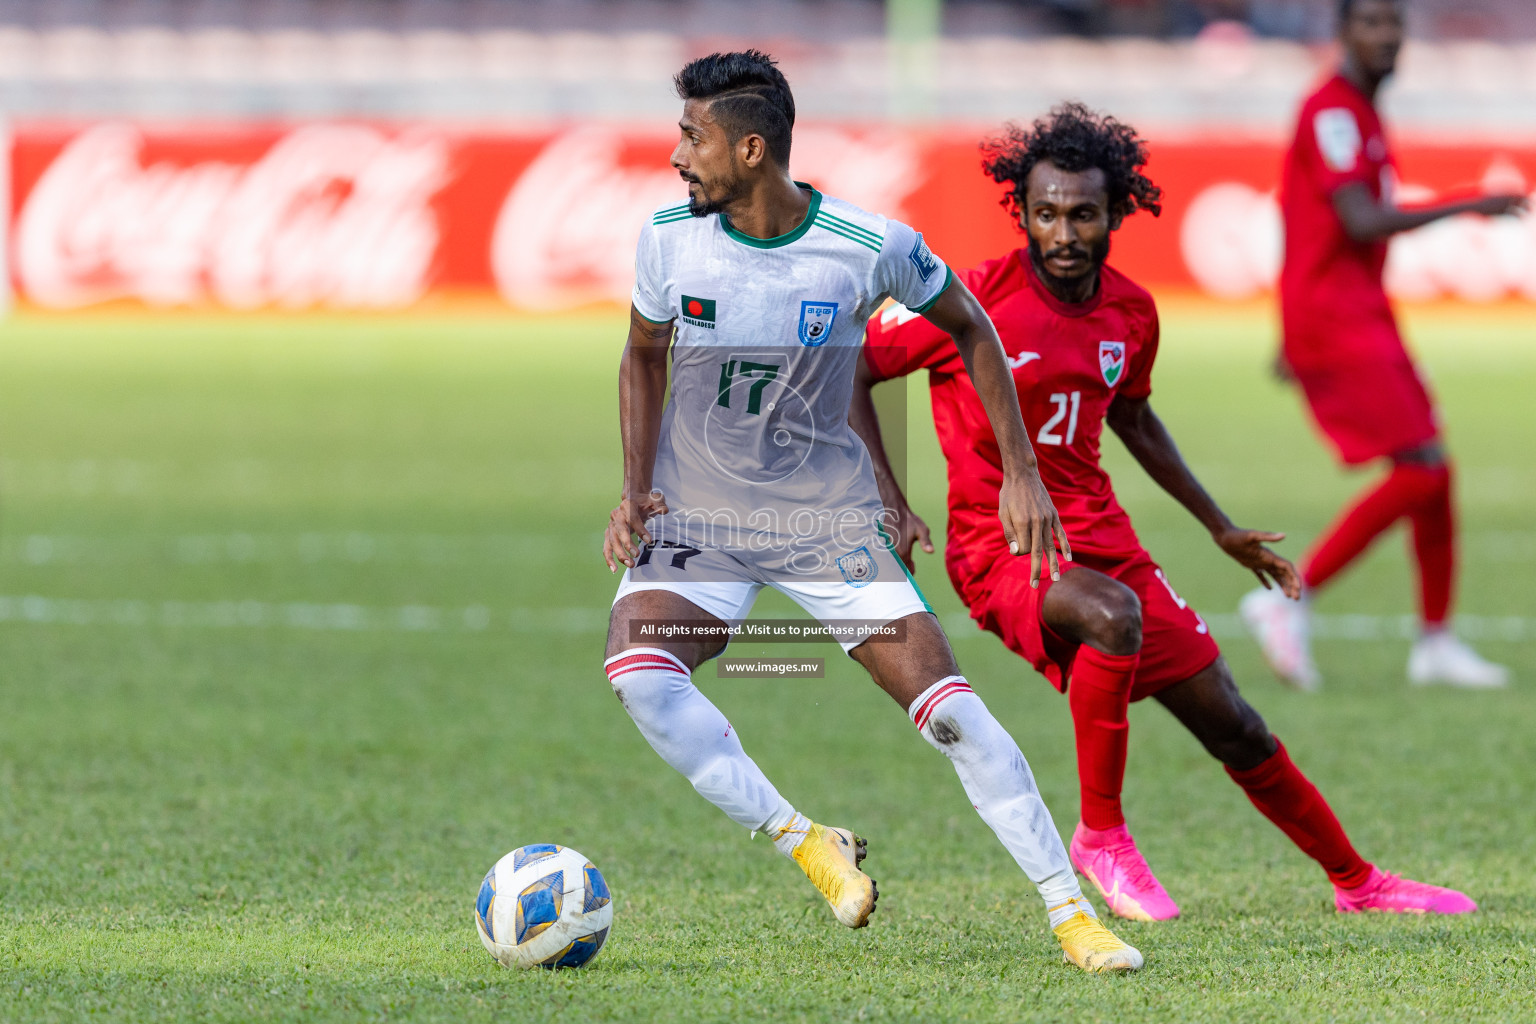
left=10, top=120, right=1536, bottom=311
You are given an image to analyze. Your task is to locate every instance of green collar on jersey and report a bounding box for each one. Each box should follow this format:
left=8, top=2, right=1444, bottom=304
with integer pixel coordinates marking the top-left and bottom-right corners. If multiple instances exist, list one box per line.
left=719, top=183, right=822, bottom=249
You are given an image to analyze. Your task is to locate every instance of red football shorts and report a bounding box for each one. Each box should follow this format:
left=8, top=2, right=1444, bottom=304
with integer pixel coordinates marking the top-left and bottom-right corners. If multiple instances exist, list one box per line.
left=1290, top=349, right=1440, bottom=466
left=965, top=548, right=1220, bottom=702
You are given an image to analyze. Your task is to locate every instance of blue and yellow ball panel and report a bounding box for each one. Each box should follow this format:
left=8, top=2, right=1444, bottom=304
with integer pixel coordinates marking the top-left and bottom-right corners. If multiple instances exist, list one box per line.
left=513, top=870, right=564, bottom=944
left=476, top=869, right=497, bottom=942
left=512, top=844, right=562, bottom=872
left=582, top=863, right=610, bottom=913
left=539, top=927, right=609, bottom=969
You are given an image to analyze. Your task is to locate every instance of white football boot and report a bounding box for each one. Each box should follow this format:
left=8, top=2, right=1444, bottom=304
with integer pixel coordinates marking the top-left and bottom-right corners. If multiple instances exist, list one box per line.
left=1408, top=631, right=1509, bottom=689
left=1239, top=586, right=1321, bottom=692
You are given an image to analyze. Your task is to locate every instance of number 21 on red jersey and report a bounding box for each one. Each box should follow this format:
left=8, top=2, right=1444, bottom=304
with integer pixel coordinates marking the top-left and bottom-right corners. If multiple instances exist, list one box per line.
left=1036, top=391, right=1080, bottom=446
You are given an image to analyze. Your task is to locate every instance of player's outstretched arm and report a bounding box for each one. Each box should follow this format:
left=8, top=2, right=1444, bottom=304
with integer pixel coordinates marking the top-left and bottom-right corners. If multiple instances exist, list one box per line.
left=920, top=279, right=1069, bottom=586
left=1106, top=394, right=1300, bottom=598
left=849, top=352, right=933, bottom=571
left=1333, top=183, right=1528, bottom=244
left=603, top=306, right=676, bottom=573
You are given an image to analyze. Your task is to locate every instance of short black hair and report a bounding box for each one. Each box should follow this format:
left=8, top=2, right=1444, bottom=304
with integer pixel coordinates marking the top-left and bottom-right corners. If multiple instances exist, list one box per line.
left=981, top=102, right=1162, bottom=225
left=1339, top=0, right=1401, bottom=22
left=674, top=50, right=796, bottom=167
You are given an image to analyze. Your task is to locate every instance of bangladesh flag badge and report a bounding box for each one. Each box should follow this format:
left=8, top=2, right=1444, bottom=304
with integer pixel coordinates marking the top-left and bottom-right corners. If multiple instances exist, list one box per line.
left=681, top=295, right=717, bottom=329
left=1099, top=341, right=1126, bottom=387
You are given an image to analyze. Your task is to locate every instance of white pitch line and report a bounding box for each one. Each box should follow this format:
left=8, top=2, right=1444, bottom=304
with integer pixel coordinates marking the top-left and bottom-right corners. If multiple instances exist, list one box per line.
left=945, top=611, right=1531, bottom=643
left=1202, top=612, right=1533, bottom=642
left=0, top=594, right=610, bottom=635
left=0, top=594, right=495, bottom=632
left=0, top=532, right=600, bottom=566
left=1, top=595, right=1528, bottom=643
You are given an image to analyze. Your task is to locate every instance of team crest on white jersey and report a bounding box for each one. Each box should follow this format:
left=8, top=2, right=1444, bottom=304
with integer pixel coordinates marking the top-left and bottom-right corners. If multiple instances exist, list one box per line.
left=1099, top=341, right=1126, bottom=387
left=836, top=545, right=878, bottom=587
left=798, top=301, right=838, bottom=347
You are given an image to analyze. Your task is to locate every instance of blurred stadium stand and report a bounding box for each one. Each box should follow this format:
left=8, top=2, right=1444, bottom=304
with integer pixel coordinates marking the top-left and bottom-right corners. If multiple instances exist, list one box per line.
left=6, top=3, right=1534, bottom=312
left=0, top=0, right=1532, bottom=130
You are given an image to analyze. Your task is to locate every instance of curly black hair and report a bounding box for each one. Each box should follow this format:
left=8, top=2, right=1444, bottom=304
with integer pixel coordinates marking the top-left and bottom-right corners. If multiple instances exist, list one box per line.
left=981, top=102, right=1162, bottom=227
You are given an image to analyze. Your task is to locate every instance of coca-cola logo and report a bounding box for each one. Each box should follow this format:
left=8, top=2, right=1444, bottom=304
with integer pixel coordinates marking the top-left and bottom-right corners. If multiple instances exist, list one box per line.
left=1179, top=182, right=1283, bottom=300
left=15, top=123, right=450, bottom=309
left=491, top=127, right=921, bottom=310
left=1180, top=167, right=1536, bottom=301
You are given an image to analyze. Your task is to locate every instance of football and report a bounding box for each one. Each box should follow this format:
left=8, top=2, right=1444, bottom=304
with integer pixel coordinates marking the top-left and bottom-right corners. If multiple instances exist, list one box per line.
left=475, top=844, right=613, bottom=969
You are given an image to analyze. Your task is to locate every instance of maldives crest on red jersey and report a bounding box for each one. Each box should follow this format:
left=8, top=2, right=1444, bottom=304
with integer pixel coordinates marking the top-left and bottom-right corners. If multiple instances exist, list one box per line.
left=1099, top=341, right=1126, bottom=387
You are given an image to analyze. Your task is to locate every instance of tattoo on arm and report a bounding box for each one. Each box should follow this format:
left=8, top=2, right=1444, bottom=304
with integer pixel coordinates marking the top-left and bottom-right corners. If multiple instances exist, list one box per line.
left=629, top=308, right=676, bottom=347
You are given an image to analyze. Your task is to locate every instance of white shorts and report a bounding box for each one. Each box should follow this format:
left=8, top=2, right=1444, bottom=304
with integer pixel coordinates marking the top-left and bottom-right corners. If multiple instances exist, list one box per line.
left=612, top=535, right=931, bottom=654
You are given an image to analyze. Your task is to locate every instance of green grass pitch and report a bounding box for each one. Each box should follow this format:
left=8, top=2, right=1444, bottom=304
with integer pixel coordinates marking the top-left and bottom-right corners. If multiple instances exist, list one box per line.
left=0, top=302, right=1532, bottom=1022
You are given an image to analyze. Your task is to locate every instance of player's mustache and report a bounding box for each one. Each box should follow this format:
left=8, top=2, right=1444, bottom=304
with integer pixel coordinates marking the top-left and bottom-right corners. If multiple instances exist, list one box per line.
left=1043, top=246, right=1090, bottom=261
left=679, top=171, right=702, bottom=184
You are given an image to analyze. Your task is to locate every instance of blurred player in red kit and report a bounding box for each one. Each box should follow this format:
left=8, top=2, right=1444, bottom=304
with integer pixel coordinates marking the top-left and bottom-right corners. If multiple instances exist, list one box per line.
left=853, top=102, right=1478, bottom=920
left=1240, top=0, right=1526, bottom=690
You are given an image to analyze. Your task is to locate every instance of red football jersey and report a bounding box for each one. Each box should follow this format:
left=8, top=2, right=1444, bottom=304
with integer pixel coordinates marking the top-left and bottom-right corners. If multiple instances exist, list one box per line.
left=1280, top=74, right=1403, bottom=371
left=864, top=250, right=1157, bottom=599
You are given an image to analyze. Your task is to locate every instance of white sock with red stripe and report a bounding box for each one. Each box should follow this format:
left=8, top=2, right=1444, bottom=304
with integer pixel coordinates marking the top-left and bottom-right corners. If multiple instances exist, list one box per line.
left=605, top=647, right=799, bottom=845
left=909, top=676, right=1094, bottom=928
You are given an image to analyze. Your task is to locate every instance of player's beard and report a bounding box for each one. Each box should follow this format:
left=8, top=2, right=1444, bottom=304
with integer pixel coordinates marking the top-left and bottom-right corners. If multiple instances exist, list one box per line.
left=684, top=170, right=748, bottom=218
left=1028, top=233, right=1111, bottom=289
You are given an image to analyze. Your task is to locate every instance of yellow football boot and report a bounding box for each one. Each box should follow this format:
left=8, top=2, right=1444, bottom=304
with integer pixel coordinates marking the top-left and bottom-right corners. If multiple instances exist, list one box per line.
left=1051, top=900, right=1144, bottom=973
left=781, top=822, right=878, bottom=928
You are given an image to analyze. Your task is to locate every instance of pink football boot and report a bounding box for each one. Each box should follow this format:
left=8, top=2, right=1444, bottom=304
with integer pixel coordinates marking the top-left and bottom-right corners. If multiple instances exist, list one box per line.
left=1069, top=822, right=1181, bottom=922
left=1334, top=866, right=1478, bottom=914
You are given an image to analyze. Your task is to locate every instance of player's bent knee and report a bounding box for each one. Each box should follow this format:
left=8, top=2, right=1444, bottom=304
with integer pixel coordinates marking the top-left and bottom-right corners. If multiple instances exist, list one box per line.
left=603, top=646, right=691, bottom=715
left=853, top=612, right=961, bottom=708
left=603, top=603, right=648, bottom=661
left=1086, top=582, right=1143, bottom=654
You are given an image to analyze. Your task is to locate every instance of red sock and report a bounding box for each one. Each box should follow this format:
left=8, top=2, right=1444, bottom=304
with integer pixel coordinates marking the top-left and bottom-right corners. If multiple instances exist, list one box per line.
left=1225, top=738, right=1372, bottom=889
left=1068, top=646, right=1139, bottom=831
left=1407, top=463, right=1455, bottom=627
left=1302, top=463, right=1446, bottom=591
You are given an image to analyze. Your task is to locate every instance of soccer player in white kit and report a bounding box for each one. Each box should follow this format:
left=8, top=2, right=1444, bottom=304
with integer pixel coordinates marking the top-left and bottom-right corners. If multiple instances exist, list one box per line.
left=601, top=50, right=1142, bottom=972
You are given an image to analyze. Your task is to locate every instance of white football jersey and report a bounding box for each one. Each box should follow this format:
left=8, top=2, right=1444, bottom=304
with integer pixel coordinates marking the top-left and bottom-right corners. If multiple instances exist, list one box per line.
left=630, top=185, right=952, bottom=573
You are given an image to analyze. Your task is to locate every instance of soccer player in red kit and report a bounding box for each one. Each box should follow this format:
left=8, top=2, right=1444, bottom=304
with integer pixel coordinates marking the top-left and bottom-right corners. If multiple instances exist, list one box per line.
left=1241, top=0, right=1526, bottom=690
left=852, top=103, right=1478, bottom=920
